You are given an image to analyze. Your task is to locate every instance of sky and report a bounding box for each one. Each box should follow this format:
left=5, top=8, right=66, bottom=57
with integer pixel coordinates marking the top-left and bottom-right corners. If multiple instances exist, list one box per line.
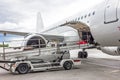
left=0, top=0, right=104, bottom=42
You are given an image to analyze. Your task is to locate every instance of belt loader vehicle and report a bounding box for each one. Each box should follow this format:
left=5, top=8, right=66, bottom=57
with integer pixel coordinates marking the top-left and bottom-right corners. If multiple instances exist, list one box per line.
left=0, top=40, right=81, bottom=74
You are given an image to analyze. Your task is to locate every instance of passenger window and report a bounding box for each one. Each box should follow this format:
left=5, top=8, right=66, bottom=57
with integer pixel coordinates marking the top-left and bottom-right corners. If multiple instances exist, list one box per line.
left=93, top=11, right=95, bottom=15
left=81, top=16, right=83, bottom=19
left=88, top=13, right=91, bottom=17
left=84, top=15, right=87, bottom=18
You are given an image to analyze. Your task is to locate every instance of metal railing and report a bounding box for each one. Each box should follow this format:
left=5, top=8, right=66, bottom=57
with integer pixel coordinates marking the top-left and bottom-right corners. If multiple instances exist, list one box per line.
left=0, top=39, right=89, bottom=61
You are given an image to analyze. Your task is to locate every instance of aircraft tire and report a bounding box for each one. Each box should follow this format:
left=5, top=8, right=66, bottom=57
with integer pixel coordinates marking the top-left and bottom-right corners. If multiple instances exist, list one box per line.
left=83, top=51, right=88, bottom=58
left=78, top=51, right=88, bottom=58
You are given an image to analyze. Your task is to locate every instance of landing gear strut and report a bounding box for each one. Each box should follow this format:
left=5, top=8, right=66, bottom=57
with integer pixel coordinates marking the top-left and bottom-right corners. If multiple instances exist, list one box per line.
left=78, top=49, right=88, bottom=58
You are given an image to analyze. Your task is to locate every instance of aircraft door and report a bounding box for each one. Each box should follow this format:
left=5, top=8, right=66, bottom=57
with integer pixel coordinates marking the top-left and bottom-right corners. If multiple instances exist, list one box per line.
left=104, top=0, right=119, bottom=24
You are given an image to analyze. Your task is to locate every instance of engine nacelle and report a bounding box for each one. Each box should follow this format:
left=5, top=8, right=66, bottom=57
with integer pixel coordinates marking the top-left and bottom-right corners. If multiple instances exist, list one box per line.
left=24, top=34, right=47, bottom=48
left=100, top=47, right=120, bottom=56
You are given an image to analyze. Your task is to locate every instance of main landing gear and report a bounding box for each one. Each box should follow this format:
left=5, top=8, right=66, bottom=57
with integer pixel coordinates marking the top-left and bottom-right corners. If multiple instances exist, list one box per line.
left=78, top=49, right=88, bottom=58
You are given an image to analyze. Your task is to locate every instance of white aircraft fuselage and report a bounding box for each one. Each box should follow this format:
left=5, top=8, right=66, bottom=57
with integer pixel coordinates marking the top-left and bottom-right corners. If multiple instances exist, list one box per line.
left=42, top=0, right=120, bottom=46
left=90, top=0, right=120, bottom=46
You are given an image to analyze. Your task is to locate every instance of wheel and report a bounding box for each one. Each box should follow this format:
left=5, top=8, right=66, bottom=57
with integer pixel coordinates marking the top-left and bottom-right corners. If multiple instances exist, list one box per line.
left=17, top=63, right=29, bottom=74
left=78, top=51, right=84, bottom=58
left=63, top=61, right=72, bottom=70
left=78, top=51, right=81, bottom=58
left=83, top=51, right=88, bottom=58
left=78, top=51, right=88, bottom=58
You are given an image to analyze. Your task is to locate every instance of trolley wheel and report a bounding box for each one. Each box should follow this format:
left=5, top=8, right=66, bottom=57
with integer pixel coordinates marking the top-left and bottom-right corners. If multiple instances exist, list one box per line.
left=17, top=63, right=29, bottom=74
left=63, top=61, right=72, bottom=70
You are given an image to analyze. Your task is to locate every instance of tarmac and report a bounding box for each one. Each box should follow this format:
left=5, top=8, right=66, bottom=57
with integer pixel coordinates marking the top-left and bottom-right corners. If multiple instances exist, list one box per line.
left=0, top=49, right=120, bottom=80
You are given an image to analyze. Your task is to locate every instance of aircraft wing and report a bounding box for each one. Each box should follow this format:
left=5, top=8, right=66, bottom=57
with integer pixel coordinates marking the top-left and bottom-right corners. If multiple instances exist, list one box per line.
left=0, top=30, right=64, bottom=41
left=0, top=30, right=29, bottom=36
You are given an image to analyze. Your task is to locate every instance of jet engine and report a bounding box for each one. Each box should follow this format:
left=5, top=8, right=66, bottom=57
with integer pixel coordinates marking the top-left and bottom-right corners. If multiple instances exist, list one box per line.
left=24, top=34, right=47, bottom=48
left=22, top=33, right=64, bottom=49
left=100, top=47, right=120, bottom=56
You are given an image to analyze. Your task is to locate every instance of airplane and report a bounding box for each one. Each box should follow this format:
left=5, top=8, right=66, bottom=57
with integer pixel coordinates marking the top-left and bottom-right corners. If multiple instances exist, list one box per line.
left=0, top=0, right=120, bottom=58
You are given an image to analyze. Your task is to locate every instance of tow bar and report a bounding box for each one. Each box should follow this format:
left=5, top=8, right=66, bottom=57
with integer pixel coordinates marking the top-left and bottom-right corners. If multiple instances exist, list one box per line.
left=0, top=60, right=16, bottom=71
left=0, top=65, right=9, bottom=71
